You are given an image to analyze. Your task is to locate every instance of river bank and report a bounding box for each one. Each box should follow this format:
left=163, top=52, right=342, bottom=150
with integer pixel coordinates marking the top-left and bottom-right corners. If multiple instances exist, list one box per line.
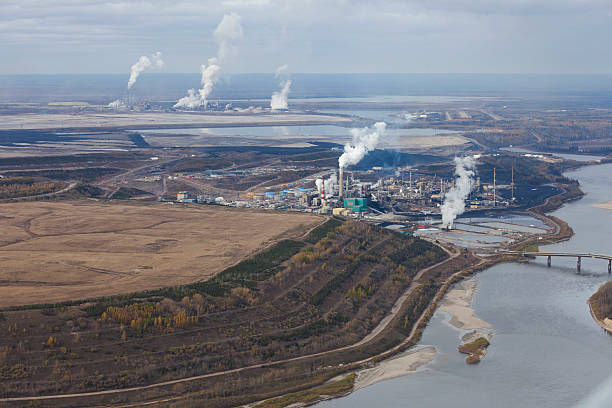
left=353, top=346, right=436, bottom=390
left=243, top=157, right=595, bottom=408
left=304, top=172, right=589, bottom=406
left=317, top=159, right=612, bottom=408
left=588, top=303, right=612, bottom=334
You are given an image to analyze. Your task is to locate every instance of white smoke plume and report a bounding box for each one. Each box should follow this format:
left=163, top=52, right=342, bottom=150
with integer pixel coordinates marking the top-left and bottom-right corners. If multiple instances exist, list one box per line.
left=338, top=122, right=387, bottom=169
left=275, top=64, right=288, bottom=77
left=175, top=13, right=243, bottom=110
left=271, top=65, right=291, bottom=110
left=214, top=12, right=244, bottom=62
left=127, top=51, right=164, bottom=90
left=174, top=58, right=221, bottom=109
left=107, top=99, right=126, bottom=109
left=271, top=80, right=291, bottom=110
left=315, top=173, right=338, bottom=199
left=441, top=156, right=477, bottom=229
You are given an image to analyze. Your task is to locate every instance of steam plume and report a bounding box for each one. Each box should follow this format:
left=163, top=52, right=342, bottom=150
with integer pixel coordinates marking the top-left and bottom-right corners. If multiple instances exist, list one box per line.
left=127, top=51, right=164, bottom=89
left=107, top=99, right=126, bottom=109
left=338, top=122, right=387, bottom=169
left=315, top=173, right=338, bottom=199
left=214, top=12, right=244, bottom=62
left=441, top=156, right=476, bottom=229
left=271, top=65, right=291, bottom=110
left=175, top=13, right=243, bottom=109
left=175, top=58, right=222, bottom=109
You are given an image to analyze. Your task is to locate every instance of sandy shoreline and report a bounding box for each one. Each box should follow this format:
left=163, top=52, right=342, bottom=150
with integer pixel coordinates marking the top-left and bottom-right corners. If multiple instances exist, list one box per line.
left=354, top=346, right=436, bottom=390
left=594, top=201, right=612, bottom=211
left=352, top=279, right=493, bottom=392
left=438, top=280, right=491, bottom=331
left=440, top=280, right=493, bottom=362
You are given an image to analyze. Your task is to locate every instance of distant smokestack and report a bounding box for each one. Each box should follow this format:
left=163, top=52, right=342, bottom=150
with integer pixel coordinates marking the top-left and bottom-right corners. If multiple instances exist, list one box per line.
left=339, top=167, right=344, bottom=197
left=321, top=179, right=325, bottom=200
left=493, top=167, right=496, bottom=207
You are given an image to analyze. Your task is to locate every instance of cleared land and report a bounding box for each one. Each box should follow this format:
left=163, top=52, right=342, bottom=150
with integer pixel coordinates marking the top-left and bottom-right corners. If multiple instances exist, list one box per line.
left=0, top=112, right=351, bottom=131
left=0, top=201, right=321, bottom=307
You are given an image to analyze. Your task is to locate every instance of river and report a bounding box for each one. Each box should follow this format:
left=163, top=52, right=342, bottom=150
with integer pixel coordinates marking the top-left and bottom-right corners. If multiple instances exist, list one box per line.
left=318, top=161, right=612, bottom=407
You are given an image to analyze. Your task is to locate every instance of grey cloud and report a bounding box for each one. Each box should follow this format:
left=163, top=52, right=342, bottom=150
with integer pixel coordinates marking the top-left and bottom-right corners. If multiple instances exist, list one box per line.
left=1, top=0, right=612, bottom=74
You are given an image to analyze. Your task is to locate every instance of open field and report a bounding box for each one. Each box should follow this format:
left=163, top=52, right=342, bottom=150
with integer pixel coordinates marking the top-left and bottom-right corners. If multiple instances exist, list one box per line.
left=0, top=201, right=322, bottom=307
left=0, top=112, right=351, bottom=131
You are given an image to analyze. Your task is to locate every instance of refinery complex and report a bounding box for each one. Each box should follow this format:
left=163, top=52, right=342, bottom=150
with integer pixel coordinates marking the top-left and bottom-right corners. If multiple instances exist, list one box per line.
left=174, top=160, right=515, bottom=224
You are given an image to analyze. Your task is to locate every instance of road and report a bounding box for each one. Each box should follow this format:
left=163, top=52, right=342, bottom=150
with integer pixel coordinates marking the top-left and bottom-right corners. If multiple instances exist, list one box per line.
left=0, top=243, right=462, bottom=404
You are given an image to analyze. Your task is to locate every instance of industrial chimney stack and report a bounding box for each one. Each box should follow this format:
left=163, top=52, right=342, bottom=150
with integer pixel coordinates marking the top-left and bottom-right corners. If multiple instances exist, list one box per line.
left=339, top=166, right=344, bottom=197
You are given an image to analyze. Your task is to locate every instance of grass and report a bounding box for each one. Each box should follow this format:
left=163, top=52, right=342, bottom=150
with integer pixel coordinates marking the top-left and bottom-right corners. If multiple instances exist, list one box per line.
left=256, top=373, right=356, bottom=408
left=3, top=217, right=344, bottom=312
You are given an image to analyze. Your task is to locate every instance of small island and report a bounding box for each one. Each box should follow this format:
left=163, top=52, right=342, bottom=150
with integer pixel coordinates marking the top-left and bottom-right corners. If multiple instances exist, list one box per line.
left=458, top=335, right=490, bottom=364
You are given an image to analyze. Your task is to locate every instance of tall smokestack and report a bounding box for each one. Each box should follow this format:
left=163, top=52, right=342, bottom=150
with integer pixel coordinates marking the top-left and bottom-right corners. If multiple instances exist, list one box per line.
left=321, top=179, right=325, bottom=200
left=409, top=170, right=413, bottom=198
left=493, top=167, right=496, bottom=207
left=339, top=167, right=344, bottom=197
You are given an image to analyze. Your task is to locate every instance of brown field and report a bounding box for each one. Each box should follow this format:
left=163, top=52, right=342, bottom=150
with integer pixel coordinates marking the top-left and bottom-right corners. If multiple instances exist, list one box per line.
left=0, top=200, right=322, bottom=307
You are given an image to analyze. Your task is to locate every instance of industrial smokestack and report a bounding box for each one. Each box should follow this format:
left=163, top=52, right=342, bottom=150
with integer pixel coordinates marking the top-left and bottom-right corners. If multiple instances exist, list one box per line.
left=321, top=179, right=325, bottom=200
left=315, top=173, right=337, bottom=199
left=493, top=167, right=497, bottom=207
left=337, top=121, right=386, bottom=197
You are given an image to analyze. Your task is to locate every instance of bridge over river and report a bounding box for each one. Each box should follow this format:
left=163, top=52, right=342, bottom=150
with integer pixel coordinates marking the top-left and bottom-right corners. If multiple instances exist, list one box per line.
left=520, top=252, right=612, bottom=273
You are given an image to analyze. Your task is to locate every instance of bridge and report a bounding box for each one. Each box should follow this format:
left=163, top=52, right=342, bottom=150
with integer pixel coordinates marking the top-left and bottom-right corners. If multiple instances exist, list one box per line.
left=521, top=252, right=612, bottom=273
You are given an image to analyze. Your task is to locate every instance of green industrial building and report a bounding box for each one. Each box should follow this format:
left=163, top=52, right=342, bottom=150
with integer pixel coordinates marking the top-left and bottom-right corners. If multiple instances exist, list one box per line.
left=343, top=197, right=367, bottom=213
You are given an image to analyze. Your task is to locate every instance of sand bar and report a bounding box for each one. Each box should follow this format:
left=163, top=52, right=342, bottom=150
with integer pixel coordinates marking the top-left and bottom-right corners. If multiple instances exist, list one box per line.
left=354, top=346, right=436, bottom=390
left=438, top=280, right=491, bottom=330
left=594, top=201, right=612, bottom=211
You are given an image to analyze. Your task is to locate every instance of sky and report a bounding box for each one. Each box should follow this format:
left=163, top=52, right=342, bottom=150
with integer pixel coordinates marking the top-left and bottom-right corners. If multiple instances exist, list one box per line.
left=1, top=0, right=612, bottom=75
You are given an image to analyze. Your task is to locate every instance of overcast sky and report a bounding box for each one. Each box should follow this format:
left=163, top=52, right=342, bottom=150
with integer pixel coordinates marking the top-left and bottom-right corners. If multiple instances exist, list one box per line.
left=2, top=0, right=612, bottom=75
